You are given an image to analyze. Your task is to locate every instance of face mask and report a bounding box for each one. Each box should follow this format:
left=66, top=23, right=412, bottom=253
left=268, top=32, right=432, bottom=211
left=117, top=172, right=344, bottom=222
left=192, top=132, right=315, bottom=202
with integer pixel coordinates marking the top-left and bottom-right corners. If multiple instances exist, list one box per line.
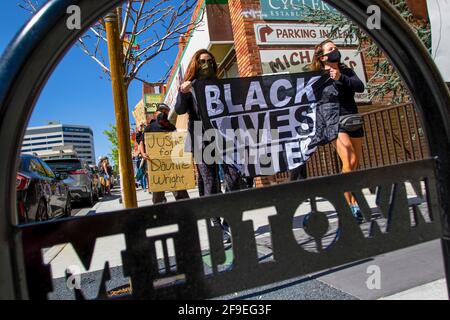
left=197, top=61, right=215, bottom=80
left=157, top=112, right=169, bottom=125
left=326, top=49, right=341, bottom=63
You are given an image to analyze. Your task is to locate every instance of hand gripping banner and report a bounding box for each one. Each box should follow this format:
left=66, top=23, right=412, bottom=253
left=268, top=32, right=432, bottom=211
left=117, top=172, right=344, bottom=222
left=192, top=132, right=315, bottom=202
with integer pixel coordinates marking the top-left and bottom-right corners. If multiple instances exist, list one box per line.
left=193, top=71, right=340, bottom=177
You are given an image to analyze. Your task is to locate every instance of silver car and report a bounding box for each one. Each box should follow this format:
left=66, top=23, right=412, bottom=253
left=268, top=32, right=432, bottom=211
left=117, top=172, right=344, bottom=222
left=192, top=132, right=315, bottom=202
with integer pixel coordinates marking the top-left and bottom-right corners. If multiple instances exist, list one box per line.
left=45, top=158, right=98, bottom=206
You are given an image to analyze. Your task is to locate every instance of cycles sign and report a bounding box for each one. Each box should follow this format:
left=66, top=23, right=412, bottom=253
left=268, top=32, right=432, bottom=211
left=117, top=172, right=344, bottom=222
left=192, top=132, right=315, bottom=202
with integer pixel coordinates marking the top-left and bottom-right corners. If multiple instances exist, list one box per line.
left=260, top=0, right=339, bottom=20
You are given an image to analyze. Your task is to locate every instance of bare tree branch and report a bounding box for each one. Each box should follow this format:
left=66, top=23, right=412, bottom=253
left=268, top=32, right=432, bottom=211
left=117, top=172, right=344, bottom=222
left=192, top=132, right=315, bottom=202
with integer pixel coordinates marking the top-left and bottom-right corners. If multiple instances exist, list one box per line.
left=77, top=37, right=110, bottom=74
left=89, top=26, right=108, bottom=43
left=19, top=0, right=203, bottom=87
left=18, top=0, right=39, bottom=13
left=122, top=0, right=147, bottom=77
left=120, top=1, right=133, bottom=39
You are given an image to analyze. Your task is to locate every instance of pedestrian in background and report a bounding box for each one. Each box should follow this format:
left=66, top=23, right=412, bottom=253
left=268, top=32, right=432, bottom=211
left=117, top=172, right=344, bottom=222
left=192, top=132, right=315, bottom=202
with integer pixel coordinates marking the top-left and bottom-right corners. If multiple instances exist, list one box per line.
left=100, top=157, right=112, bottom=196
left=135, top=115, right=153, bottom=193
left=135, top=153, right=148, bottom=192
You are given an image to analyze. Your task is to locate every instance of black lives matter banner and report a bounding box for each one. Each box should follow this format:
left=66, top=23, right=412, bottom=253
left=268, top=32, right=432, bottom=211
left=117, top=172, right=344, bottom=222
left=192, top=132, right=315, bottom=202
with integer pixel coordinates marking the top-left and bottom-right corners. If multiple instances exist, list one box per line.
left=193, top=71, right=339, bottom=177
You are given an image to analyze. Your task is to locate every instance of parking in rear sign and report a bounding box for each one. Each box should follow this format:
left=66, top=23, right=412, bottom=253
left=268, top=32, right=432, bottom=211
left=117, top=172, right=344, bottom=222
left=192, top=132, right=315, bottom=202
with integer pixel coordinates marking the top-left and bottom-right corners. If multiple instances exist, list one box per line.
left=255, top=23, right=358, bottom=45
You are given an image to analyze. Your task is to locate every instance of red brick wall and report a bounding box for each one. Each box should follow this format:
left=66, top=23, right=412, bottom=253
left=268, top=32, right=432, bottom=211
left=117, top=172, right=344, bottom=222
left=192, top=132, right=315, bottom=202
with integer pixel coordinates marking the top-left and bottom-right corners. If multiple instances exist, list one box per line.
left=228, top=0, right=263, bottom=77
left=359, top=41, right=396, bottom=106
left=142, top=83, right=165, bottom=95
left=227, top=0, right=387, bottom=106
left=168, top=0, right=422, bottom=106
left=164, top=0, right=422, bottom=186
left=406, top=0, right=428, bottom=20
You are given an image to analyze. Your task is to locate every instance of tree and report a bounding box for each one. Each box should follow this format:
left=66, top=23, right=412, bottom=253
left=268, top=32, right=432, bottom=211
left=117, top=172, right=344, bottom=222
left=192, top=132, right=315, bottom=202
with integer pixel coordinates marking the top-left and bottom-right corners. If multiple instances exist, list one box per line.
left=300, top=0, right=431, bottom=104
left=20, top=0, right=204, bottom=88
left=20, top=0, right=204, bottom=166
left=103, top=124, right=136, bottom=172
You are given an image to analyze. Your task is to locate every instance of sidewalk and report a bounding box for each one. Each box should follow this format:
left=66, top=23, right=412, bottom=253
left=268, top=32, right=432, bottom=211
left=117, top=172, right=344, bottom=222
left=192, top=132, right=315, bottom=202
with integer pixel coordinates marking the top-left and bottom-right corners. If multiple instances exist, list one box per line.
left=44, top=187, right=203, bottom=279
left=43, top=183, right=448, bottom=300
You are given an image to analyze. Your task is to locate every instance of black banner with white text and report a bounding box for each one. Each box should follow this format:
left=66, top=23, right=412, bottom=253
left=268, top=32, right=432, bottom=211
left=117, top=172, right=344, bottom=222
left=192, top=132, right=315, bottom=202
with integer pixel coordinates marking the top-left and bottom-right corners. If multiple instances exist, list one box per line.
left=193, top=71, right=339, bottom=177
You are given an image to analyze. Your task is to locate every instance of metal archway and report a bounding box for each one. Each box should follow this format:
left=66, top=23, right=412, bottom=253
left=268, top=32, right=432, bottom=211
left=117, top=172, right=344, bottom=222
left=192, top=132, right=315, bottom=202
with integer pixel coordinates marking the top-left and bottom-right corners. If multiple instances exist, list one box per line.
left=0, top=0, right=449, bottom=299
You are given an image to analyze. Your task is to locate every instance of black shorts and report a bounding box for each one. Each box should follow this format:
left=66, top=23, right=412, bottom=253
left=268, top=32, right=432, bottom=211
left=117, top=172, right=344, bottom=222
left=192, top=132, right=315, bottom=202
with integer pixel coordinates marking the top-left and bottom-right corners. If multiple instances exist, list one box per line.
left=338, top=126, right=365, bottom=138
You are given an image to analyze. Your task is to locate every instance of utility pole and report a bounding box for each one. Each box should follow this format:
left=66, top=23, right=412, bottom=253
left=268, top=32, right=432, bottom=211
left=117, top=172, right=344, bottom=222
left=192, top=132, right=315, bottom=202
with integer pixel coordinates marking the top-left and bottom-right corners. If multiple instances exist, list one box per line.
left=115, top=6, right=126, bottom=206
left=104, top=12, right=137, bottom=209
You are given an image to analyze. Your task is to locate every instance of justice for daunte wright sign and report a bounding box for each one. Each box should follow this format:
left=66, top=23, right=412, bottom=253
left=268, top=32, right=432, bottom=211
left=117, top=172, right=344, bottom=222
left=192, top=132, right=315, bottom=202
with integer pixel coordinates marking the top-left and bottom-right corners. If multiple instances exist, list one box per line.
left=192, top=71, right=340, bottom=177
left=144, top=132, right=196, bottom=192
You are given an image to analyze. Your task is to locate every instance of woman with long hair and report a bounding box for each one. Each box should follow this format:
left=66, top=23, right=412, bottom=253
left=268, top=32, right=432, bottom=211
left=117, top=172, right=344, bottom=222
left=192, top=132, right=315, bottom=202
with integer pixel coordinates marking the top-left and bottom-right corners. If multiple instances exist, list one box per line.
left=311, top=39, right=366, bottom=222
left=175, top=49, right=244, bottom=243
left=101, top=157, right=112, bottom=196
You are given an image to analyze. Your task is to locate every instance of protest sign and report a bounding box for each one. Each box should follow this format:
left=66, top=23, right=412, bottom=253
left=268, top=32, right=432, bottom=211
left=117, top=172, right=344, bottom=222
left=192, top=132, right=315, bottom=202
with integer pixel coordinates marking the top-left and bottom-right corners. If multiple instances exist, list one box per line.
left=132, top=100, right=145, bottom=125
left=145, top=132, right=196, bottom=192
left=193, top=71, right=339, bottom=177
left=145, top=94, right=164, bottom=113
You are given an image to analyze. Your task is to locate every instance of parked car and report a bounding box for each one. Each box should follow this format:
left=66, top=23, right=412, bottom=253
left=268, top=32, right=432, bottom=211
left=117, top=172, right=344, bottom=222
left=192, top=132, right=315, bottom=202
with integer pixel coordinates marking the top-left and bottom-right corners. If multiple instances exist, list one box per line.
left=16, top=154, right=71, bottom=224
left=45, top=158, right=98, bottom=206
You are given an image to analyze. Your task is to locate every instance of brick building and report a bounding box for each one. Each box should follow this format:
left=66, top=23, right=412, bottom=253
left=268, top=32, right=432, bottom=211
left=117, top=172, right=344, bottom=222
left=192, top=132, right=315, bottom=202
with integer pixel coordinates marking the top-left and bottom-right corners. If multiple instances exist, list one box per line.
left=163, top=0, right=382, bottom=123
left=161, top=0, right=430, bottom=186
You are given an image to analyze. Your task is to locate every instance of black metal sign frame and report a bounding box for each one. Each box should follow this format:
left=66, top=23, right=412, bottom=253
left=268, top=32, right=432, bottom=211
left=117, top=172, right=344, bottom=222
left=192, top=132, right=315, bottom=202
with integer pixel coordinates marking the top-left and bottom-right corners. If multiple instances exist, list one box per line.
left=0, top=0, right=449, bottom=299
left=22, top=159, right=441, bottom=300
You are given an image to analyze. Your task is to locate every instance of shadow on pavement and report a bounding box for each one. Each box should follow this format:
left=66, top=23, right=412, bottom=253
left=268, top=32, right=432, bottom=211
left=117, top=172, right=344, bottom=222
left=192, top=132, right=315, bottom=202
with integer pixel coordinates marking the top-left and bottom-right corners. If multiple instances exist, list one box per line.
left=228, top=258, right=373, bottom=300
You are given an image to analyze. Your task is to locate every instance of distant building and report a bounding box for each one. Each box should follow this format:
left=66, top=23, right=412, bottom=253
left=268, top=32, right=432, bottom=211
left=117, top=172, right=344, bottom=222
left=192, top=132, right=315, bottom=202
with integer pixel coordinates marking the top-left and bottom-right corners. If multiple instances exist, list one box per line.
left=37, top=145, right=79, bottom=161
left=21, top=123, right=96, bottom=164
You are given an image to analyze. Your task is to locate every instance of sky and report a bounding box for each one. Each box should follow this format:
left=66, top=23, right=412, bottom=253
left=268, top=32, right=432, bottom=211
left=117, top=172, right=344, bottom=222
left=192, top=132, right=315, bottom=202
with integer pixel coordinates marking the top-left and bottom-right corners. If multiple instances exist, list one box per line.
left=0, top=1, right=181, bottom=164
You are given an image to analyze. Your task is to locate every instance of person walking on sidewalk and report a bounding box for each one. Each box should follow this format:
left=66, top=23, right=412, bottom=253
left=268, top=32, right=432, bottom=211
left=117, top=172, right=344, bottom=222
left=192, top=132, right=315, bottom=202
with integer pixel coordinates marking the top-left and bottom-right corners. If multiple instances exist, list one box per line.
left=135, top=115, right=153, bottom=192
left=136, top=154, right=148, bottom=192
left=139, top=104, right=190, bottom=204
left=311, top=39, right=366, bottom=223
left=100, top=157, right=112, bottom=196
left=175, top=48, right=246, bottom=243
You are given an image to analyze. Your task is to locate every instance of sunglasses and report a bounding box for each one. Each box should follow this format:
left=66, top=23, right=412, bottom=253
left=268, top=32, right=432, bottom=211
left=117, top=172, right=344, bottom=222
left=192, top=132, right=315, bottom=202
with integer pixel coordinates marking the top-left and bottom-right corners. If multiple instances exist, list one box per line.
left=198, top=58, right=213, bottom=66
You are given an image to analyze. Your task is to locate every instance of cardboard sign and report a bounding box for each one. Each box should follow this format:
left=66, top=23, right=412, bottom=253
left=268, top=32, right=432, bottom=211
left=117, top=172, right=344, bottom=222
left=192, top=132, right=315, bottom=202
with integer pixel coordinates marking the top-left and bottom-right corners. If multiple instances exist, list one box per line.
left=132, top=100, right=145, bottom=125
left=145, top=132, right=187, bottom=159
left=147, top=158, right=195, bottom=192
left=255, top=24, right=358, bottom=46
left=144, top=132, right=196, bottom=192
left=144, top=94, right=164, bottom=113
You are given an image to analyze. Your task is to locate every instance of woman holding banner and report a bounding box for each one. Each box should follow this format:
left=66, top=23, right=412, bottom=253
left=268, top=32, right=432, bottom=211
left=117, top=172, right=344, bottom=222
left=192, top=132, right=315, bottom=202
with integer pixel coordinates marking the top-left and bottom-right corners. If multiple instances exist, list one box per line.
left=175, top=49, right=245, bottom=244
left=311, top=39, right=366, bottom=223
